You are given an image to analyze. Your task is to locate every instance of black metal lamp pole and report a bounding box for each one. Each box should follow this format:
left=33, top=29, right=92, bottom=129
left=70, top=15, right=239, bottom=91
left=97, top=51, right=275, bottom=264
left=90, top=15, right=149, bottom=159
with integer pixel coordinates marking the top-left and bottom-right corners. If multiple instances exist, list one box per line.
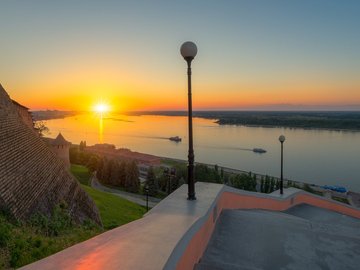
left=279, top=135, right=286, bottom=195
left=181, top=41, right=197, bottom=201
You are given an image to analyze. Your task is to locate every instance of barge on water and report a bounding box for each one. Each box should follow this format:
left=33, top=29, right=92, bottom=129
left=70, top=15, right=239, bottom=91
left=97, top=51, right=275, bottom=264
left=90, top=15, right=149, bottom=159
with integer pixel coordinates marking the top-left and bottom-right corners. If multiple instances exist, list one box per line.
left=253, top=148, right=266, bottom=153
left=169, top=136, right=182, bottom=142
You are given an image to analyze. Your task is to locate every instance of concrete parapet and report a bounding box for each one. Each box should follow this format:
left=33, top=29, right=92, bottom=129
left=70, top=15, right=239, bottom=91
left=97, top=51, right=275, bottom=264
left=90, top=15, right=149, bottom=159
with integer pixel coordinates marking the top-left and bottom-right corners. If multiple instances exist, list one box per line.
left=21, top=182, right=360, bottom=270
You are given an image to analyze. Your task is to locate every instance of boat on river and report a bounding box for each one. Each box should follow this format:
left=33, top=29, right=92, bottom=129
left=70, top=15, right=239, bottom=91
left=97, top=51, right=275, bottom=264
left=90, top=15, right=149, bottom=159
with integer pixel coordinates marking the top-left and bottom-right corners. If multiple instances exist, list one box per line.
left=253, top=148, right=266, bottom=153
left=169, top=136, right=182, bottom=142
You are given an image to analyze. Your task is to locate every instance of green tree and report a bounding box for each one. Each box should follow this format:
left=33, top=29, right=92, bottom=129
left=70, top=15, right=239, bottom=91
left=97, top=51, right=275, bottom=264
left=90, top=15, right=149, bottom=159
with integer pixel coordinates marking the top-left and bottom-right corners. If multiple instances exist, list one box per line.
left=223, top=173, right=229, bottom=184
left=34, top=121, right=49, bottom=137
left=69, top=146, right=79, bottom=164
left=230, top=173, right=256, bottom=191
left=118, top=161, right=127, bottom=188
left=195, top=164, right=222, bottom=183
left=79, top=141, right=85, bottom=151
left=260, top=177, right=265, bottom=193
left=125, top=161, right=140, bottom=193
left=87, top=155, right=99, bottom=172
left=145, top=167, right=157, bottom=196
left=96, top=157, right=104, bottom=180
left=270, top=177, right=275, bottom=193
left=158, top=173, right=169, bottom=193
left=253, top=174, right=257, bottom=191
left=109, top=160, right=120, bottom=186
left=101, top=158, right=112, bottom=184
left=275, top=180, right=280, bottom=190
left=264, top=176, right=270, bottom=193
left=169, top=168, right=181, bottom=193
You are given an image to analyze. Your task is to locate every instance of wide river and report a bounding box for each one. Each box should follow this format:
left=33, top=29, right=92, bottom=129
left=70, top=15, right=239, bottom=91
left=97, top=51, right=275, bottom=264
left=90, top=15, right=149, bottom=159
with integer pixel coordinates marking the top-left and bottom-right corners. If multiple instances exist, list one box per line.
left=44, top=113, right=360, bottom=192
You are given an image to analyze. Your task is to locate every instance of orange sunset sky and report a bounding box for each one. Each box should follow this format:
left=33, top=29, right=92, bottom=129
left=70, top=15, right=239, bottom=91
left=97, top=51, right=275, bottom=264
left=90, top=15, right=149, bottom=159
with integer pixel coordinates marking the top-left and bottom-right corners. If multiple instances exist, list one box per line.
left=1, top=1, right=359, bottom=111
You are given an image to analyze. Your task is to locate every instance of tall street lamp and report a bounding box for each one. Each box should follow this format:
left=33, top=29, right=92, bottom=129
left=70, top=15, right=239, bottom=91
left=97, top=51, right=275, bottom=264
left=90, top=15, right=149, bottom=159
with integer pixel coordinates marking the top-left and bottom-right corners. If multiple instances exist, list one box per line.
left=180, top=41, right=197, bottom=200
left=279, top=135, right=286, bottom=195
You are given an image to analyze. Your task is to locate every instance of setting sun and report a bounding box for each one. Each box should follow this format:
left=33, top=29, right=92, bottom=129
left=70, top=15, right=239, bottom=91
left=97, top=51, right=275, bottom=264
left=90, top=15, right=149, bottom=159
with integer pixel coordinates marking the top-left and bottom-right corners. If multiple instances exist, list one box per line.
left=94, top=103, right=110, bottom=114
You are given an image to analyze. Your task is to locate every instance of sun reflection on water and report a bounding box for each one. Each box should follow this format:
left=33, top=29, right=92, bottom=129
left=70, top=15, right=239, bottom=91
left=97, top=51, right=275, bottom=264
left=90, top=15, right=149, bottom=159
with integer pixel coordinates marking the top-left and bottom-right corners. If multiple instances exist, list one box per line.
left=99, top=115, right=104, bottom=144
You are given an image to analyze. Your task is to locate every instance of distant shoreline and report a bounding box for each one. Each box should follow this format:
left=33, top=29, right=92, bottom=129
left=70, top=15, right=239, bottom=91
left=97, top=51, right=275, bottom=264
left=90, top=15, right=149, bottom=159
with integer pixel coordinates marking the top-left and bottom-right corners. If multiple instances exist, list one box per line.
left=32, top=110, right=79, bottom=121
left=33, top=110, right=360, bottom=132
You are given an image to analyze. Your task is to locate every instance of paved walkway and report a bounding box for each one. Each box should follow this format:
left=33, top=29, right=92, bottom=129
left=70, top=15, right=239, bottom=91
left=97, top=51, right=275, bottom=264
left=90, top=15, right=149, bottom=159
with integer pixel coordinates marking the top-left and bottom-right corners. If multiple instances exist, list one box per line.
left=90, top=175, right=161, bottom=208
left=196, top=205, right=360, bottom=270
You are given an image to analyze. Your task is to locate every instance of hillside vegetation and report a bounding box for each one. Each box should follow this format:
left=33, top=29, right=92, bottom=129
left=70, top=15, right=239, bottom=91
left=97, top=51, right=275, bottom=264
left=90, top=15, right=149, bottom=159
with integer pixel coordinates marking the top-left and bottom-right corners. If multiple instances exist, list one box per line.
left=0, top=165, right=145, bottom=269
left=70, top=164, right=146, bottom=229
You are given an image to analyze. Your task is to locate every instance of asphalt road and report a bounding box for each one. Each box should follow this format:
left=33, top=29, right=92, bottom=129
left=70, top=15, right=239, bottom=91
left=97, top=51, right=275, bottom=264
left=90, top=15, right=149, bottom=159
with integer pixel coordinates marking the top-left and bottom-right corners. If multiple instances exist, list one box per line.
left=90, top=175, right=161, bottom=208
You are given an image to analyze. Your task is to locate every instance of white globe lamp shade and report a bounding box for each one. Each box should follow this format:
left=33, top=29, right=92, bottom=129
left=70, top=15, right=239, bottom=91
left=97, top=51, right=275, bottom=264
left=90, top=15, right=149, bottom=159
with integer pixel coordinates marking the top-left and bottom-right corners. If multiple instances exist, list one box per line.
left=279, top=135, right=286, bottom=143
left=180, top=41, right=197, bottom=60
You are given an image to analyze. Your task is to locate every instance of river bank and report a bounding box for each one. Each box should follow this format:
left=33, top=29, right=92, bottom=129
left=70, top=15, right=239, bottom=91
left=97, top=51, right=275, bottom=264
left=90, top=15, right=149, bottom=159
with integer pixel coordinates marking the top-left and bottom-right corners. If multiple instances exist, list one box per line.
left=43, top=113, right=360, bottom=193
left=160, top=156, right=360, bottom=208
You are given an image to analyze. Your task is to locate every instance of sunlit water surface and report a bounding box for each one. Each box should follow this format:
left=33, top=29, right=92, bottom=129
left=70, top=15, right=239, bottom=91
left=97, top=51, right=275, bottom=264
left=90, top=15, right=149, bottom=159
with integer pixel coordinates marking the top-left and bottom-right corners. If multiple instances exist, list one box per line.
left=44, top=113, right=360, bottom=192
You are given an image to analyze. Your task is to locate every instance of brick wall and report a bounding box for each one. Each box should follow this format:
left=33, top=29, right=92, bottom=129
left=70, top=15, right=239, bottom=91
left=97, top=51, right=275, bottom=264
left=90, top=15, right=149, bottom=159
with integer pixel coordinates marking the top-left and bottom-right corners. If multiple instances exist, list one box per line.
left=0, top=84, right=101, bottom=225
left=51, top=145, right=71, bottom=169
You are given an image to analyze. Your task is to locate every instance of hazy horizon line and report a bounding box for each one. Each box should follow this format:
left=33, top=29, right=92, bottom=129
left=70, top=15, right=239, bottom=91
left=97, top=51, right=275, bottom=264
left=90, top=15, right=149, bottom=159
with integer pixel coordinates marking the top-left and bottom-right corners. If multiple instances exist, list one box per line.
left=30, top=109, right=360, bottom=113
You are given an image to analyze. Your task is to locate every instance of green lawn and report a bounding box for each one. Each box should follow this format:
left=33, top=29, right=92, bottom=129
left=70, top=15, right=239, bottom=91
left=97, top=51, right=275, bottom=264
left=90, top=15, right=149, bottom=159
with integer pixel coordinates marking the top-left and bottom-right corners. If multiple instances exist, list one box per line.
left=81, top=185, right=146, bottom=229
left=69, top=164, right=146, bottom=229
left=0, top=209, right=100, bottom=269
left=70, top=164, right=91, bottom=186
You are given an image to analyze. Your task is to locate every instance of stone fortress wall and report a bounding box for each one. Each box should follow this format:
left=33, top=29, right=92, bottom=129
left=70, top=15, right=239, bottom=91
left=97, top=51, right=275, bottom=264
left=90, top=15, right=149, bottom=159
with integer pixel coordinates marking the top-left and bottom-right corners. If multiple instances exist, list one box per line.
left=51, top=143, right=71, bottom=168
left=0, top=84, right=101, bottom=225
left=43, top=133, right=71, bottom=169
left=12, top=100, right=35, bottom=131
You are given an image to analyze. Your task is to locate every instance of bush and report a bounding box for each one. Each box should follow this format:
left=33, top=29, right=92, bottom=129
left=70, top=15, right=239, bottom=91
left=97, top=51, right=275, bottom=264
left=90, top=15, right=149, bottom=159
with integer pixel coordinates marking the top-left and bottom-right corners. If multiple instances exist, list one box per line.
left=230, top=173, right=257, bottom=191
left=29, top=202, right=73, bottom=236
left=0, top=222, right=11, bottom=247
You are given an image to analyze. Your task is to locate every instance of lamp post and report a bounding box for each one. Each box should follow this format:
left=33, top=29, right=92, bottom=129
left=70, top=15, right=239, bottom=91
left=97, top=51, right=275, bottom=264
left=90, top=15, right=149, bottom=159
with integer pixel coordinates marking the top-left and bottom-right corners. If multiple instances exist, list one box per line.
left=279, top=135, right=286, bottom=195
left=180, top=41, right=197, bottom=200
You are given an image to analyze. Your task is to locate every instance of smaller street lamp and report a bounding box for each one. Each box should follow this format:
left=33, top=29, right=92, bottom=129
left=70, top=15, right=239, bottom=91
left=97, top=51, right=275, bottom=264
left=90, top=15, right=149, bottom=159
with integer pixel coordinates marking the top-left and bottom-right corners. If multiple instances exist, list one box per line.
left=279, top=135, right=286, bottom=195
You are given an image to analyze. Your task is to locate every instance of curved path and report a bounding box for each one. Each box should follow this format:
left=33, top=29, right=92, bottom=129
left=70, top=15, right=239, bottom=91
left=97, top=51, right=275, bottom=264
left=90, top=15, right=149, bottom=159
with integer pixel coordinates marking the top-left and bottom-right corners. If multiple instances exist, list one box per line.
left=90, top=175, right=161, bottom=208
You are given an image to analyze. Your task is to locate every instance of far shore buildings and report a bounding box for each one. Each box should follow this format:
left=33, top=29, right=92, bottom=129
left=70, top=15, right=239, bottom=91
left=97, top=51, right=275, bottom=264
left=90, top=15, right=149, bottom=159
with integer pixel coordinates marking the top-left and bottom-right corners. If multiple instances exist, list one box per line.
left=85, top=143, right=161, bottom=166
left=85, top=143, right=161, bottom=179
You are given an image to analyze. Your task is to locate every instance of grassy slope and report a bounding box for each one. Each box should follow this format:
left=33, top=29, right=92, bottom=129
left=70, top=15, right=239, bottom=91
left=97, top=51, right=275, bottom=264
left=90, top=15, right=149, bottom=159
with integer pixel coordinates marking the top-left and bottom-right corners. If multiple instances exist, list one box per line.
left=0, top=165, right=145, bottom=269
left=71, top=164, right=146, bottom=229
left=81, top=185, right=146, bottom=229
left=0, top=211, right=100, bottom=269
left=70, top=164, right=91, bottom=185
